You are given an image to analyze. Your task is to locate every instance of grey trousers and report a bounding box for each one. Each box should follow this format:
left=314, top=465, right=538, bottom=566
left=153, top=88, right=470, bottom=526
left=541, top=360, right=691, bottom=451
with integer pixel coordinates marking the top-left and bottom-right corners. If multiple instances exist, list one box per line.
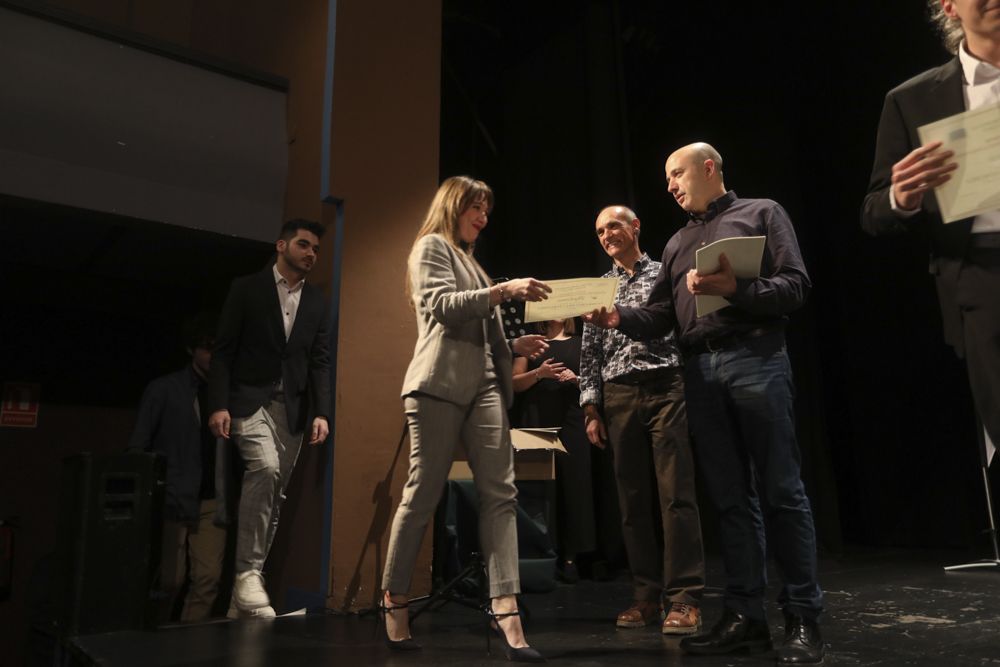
left=232, top=401, right=302, bottom=573
left=382, top=383, right=520, bottom=599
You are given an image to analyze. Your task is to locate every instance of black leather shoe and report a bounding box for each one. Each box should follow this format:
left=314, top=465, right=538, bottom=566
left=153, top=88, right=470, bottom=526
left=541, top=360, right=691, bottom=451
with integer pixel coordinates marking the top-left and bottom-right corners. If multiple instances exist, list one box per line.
left=776, top=612, right=824, bottom=664
left=679, top=608, right=772, bottom=655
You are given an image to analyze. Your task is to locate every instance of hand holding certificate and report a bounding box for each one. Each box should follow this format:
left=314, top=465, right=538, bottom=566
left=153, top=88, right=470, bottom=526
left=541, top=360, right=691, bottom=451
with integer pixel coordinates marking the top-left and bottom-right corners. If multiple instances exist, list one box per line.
left=524, top=277, right=619, bottom=323
left=693, top=236, right=766, bottom=317
left=918, top=101, right=1000, bottom=223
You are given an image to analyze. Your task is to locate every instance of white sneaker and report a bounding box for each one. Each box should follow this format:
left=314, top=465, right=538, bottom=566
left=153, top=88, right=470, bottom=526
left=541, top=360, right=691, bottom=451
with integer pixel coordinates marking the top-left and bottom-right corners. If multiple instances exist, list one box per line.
left=227, top=601, right=276, bottom=620
left=232, top=570, right=271, bottom=611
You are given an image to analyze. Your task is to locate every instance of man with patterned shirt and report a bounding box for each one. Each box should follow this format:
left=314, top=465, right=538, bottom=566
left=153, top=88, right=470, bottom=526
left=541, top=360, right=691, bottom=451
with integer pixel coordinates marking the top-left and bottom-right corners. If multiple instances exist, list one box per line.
left=579, top=205, right=705, bottom=635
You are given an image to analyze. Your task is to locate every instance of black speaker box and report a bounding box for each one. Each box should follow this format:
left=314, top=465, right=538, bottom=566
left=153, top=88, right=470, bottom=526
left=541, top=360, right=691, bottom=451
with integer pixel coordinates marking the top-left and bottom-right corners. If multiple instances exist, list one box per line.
left=55, top=451, right=165, bottom=636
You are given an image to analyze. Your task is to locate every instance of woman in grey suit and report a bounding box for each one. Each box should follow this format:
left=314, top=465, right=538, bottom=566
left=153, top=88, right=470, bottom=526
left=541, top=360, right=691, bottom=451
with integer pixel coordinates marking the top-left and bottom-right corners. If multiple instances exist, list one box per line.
left=381, top=175, right=550, bottom=662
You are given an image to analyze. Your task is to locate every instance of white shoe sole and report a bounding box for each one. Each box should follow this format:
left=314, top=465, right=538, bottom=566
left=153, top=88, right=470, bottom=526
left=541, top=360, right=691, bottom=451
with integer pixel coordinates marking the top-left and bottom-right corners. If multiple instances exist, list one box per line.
left=227, top=604, right=276, bottom=620
left=232, top=571, right=271, bottom=610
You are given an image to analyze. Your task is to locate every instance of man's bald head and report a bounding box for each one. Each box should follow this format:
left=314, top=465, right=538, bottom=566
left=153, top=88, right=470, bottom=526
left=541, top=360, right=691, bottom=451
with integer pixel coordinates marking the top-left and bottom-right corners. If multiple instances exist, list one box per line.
left=665, top=142, right=727, bottom=215
left=595, top=205, right=642, bottom=268
left=596, top=205, right=638, bottom=227
left=687, top=142, right=724, bottom=174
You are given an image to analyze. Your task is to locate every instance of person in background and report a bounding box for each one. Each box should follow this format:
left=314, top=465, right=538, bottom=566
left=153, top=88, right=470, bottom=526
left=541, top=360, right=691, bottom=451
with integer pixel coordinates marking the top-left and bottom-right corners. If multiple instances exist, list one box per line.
left=512, top=317, right=596, bottom=583
left=129, top=316, right=230, bottom=623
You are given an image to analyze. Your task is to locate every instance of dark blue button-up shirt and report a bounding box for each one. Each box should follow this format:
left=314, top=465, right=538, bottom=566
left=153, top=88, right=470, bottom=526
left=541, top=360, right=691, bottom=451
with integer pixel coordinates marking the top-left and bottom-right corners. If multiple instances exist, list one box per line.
left=618, top=191, right=810, bottom=349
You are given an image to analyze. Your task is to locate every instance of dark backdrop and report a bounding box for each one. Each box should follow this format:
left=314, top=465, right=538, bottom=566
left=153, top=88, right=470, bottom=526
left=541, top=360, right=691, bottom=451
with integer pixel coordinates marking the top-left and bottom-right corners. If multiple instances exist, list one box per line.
left=439, top=0, right=994, bottom=552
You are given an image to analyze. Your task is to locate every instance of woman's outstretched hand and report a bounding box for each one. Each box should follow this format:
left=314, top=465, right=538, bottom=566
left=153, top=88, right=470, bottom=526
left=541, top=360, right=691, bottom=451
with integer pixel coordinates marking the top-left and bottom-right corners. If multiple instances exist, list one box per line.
left=504, top=278, right=552, bottom=302
left=512, top=335, right=549, bottom=360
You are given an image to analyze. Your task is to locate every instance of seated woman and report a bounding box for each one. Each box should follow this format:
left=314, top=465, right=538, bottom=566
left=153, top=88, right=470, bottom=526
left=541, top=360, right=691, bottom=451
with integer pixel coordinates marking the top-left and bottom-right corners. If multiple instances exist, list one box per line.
left=512, top=318, right=596, bottom=583
left=380, top=175, right=550, bottom=662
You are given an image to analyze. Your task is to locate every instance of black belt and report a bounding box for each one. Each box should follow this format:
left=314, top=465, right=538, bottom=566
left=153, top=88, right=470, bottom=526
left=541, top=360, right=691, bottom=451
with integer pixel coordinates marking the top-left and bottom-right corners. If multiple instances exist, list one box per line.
left=969, top=233, right=1000, bottom=249
left=684, top=326, right=783, bottom=356
left=606, top=367, right=678, bottom=386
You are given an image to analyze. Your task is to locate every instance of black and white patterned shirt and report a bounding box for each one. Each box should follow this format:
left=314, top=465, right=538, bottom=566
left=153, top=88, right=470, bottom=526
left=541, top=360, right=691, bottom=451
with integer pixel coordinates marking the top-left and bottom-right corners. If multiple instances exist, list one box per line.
left=579, top=253, right=681, bottom=407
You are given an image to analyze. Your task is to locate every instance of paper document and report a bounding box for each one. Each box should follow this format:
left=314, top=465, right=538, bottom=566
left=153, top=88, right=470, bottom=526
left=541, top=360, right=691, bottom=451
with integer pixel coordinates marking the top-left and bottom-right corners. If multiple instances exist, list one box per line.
left=986, top=426, right=996, bottom=468
left=918, top=102, right=1000, bottom=223
left=694, top=236, right=766, bottom=317
left=524, top=277, right=619, bottom=323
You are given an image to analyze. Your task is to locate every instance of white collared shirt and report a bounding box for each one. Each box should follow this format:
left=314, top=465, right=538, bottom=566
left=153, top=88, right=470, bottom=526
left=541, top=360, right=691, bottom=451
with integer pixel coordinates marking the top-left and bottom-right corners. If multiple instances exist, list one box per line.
left=273, top=263, right=304, bottom=341
left=958, top=42, right=1000, bottom=233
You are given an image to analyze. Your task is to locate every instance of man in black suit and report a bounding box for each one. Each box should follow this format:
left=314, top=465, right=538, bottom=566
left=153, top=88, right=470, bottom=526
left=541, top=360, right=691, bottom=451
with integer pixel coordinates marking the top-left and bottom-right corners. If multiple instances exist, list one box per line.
left=862, top=0, right=1000, bottom=449
left=208, top=219, right=331, bottom=618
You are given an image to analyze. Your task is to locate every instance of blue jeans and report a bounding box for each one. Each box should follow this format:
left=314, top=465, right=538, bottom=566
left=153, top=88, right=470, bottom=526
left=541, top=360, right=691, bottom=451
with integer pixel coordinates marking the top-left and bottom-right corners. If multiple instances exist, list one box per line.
left=683, top=332, right=823, bottom=621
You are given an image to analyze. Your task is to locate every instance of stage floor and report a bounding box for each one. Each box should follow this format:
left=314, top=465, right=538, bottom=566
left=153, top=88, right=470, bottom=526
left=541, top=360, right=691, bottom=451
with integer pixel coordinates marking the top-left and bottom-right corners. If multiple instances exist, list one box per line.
left=67, top=548, right=1000, bottom=666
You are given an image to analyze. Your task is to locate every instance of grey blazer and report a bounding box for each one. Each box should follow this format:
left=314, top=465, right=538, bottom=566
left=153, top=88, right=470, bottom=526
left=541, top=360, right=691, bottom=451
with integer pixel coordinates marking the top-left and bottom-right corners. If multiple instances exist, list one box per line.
left=401, top=233, right=514, bottom=406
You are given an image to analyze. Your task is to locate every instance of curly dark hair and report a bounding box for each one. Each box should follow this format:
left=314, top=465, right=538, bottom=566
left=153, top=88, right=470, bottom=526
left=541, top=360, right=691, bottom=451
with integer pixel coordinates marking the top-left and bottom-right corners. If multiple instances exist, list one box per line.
left=181, top=312, right=217, bottom=350
left=926, top=0, right=964, bottom=54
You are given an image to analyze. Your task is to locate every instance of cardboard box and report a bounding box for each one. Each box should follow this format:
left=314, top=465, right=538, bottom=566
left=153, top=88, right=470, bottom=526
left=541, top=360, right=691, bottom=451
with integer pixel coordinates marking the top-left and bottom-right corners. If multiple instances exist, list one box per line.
left=449, top=428, right=565, bottom=481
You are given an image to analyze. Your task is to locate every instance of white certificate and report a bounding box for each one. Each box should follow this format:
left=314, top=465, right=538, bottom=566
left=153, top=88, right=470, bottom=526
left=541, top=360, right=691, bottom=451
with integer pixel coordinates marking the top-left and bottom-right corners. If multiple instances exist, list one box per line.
left=524, top=277, right=619, bottom=323
left=694, top=235, right=766, bottom=317
left=918, top=101, right=1000, bottom=223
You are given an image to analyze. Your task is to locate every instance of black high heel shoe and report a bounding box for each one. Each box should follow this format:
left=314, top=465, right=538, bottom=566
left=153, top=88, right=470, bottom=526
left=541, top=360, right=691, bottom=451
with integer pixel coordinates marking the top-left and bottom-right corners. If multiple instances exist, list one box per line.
left=486, top=606, right=545, bottom=663
left=377, top=595, right=421, bottom=651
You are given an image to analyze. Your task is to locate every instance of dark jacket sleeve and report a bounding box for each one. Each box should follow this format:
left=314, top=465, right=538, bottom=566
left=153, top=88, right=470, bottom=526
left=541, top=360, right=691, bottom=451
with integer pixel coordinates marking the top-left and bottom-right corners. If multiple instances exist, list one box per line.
left=127, top=379, right=164, bottom=451
left=309, top=300, right=332, bottom=420
left=861, top=90, right=924, bottom=237
left=207, top=276, right=246, bottom=414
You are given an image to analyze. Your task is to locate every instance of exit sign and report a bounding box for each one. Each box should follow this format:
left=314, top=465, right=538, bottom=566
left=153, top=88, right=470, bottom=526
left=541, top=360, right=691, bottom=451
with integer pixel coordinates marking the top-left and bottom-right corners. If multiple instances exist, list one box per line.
left=1, top=382, right=40, bottom=428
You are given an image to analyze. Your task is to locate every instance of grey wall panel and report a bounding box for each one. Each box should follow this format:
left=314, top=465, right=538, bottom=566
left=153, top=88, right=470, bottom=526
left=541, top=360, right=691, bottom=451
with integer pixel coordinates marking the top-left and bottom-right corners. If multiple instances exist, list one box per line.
left=0, top=7, right=288, bottom=243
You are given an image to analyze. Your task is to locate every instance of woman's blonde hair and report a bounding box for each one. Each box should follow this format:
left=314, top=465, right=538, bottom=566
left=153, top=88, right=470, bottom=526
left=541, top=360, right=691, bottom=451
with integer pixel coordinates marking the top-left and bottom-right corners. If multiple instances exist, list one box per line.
left=414, top=176, right=494, bottom=250
left=407, top=176, right=495, bottom=303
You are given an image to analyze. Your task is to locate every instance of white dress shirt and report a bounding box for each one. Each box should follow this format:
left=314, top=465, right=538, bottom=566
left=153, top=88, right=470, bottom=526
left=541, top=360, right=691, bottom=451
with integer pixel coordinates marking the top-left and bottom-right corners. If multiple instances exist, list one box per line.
left=958, top=43, right=1000, bottom=233
left=272, top=263, right=303, bottom=341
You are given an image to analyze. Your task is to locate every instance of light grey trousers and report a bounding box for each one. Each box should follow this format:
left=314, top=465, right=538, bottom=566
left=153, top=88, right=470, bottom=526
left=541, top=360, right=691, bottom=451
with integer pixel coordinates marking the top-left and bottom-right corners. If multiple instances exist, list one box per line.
left=382, top=382, right=521, bottom=598
left=232, top=401, right=302, bottom=573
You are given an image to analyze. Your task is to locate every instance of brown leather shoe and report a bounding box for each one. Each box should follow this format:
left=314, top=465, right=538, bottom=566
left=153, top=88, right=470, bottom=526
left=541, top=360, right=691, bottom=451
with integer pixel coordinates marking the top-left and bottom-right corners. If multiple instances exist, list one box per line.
left=662, top=602, right=701, bottom=635
left=616, top=600, right=662, bottom=628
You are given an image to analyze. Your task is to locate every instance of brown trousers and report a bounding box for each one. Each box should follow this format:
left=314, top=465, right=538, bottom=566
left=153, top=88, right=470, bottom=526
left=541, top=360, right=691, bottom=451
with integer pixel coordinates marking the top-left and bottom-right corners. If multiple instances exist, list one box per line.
left=159, top=499, right=227, bottom=622
left=603, top=369, right=705, bottom=605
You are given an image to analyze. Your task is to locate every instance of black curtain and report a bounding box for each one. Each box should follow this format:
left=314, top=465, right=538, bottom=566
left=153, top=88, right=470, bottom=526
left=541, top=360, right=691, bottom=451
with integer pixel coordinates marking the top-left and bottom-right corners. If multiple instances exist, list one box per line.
left=439, top=0, right=991, bottom=551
